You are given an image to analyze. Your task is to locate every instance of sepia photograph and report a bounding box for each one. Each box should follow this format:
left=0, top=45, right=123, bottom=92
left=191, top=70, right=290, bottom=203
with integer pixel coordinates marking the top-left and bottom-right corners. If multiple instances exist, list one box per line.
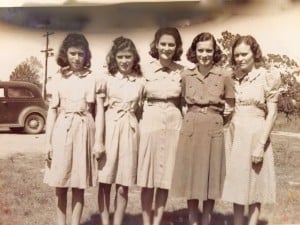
left=0, top=1, right=300, bottom=225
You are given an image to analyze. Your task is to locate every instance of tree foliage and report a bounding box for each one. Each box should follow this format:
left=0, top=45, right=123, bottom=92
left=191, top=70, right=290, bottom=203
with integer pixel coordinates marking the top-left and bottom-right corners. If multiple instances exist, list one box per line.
left=10, top=56, right=43, bottom=90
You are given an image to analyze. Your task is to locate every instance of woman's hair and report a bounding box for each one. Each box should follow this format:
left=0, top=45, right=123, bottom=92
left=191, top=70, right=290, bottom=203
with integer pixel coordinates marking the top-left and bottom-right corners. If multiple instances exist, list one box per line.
left=106, top=36, right=142, bottom=76
left=231, top=35, right=263, bottom=65
left=149, top=27, right=183, bottom=61
left=56, top=33, right=92, bottom=68
left=186, top=32, right=222, bottom=64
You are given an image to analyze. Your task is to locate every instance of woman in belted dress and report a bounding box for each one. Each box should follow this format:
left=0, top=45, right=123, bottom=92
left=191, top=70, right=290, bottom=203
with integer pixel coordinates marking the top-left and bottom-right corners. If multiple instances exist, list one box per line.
left=137, top=27, right=184, bottom=225
left=96, top=36, right=144, bottom=225
left=222, top=35, right=281, bottom=225
left=171, top=32, right=235, bottom=225
left=43, top=33, right=104, bottom=225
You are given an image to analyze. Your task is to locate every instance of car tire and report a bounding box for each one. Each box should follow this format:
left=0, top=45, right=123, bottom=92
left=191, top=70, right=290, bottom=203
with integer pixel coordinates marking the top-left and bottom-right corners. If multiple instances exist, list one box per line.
left=24, top=113, right=45, bottom=134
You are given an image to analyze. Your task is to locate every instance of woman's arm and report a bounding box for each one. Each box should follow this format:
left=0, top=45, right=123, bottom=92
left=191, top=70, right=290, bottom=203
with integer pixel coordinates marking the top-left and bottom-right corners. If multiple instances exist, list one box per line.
left=251, top=102, right=278, bottom=163
left=45, top=107, right=57, bottom=160
left=94, top=95, right=105, bottom=159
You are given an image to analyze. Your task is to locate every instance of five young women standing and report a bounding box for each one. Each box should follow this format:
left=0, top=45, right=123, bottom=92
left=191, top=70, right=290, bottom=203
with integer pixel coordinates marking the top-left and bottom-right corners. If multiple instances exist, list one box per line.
left=44, top=30, right=280, bottom=225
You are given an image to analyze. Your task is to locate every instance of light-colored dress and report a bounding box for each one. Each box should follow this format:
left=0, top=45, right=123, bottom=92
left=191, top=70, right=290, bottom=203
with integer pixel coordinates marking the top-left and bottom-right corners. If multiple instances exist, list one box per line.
left=44, top=68, right=97, bottom=189
left=222, top=67, right=281, bottom=205
left=97, top=72, right=144, bottom=186
left=171, top=66, right=234, bottom=200
left=137, top=60, right=183, bottom=189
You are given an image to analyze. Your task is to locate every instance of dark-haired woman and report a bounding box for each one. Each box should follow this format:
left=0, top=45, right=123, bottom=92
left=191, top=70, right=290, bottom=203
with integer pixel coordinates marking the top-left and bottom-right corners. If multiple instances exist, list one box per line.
left=96, top=36, right=144, bottom=225
left=43, top=33, right=104, bottom=225
left=137, top=27, right=184, bottom=225
left=171, top=32, right=235, bottom=225
left=222, top=35, right=281, bottom=225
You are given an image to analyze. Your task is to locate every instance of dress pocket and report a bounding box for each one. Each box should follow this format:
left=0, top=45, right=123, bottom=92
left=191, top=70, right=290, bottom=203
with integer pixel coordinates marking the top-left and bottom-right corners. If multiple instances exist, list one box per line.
left=209, top=115, right=224, bottom=137
left=180, top=113, right=194, bottom=137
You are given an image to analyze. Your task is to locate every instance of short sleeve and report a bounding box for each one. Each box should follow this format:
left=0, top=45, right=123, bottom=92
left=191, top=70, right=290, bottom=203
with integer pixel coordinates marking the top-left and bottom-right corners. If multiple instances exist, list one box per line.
left=48, top=75, right=60, bottom=108
left=264, top=69, right=282, bottom=103
left=95, top=74, right=107, bottom=98
left=224, top=75, right=235, bottom=99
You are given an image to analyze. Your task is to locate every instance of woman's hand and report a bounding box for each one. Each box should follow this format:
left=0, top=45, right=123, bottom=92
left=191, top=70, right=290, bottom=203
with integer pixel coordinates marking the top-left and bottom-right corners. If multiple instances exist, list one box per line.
left=93, top=142, right=105, bottom=161
left=251, top=142, right=265, bottom=164
left=45, top=142, right=53, bottom=162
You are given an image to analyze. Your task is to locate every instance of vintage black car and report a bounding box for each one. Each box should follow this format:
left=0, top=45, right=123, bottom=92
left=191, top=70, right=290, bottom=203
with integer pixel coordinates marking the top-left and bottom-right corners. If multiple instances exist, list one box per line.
left=0, top=81, right=48, bottom=134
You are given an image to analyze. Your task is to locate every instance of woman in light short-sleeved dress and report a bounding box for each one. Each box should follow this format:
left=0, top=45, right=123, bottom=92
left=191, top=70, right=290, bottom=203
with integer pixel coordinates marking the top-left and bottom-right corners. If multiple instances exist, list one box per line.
left=222, top=35, right=281, bottom=225
left=137, top=27, right=184, bottom=225
left=96, top=37, right=144, bottom=225
left=43, top=33, right=104, bottom=225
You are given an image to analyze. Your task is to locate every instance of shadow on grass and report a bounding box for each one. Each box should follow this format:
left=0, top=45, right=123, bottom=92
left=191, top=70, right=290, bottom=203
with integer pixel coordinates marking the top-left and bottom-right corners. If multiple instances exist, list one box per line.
left=82, top=209, right=269, bottom=225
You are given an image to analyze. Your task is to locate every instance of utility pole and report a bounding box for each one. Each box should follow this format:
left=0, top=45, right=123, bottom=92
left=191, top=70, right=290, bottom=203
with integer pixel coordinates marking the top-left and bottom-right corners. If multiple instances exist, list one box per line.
left=41, top=31, right=54, bottom=100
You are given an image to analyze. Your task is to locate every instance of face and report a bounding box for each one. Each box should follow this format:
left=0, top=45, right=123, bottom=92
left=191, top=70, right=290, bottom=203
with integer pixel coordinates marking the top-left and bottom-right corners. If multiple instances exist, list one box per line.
left=233, top=42, right=255, bottom=73
left=196, top=40, right=214, bottom=67
left=67, top=46, right=85, bottom=71
left=156, top=34, right=176, bottom=60
left=115, top=49, right=134, bottom=75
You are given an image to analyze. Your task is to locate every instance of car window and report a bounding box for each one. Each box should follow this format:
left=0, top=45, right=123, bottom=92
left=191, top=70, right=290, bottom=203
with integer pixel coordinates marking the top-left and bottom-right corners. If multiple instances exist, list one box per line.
left=7, top=87, right=34, bottom=98
left=0, top=88, right=4, bottom=98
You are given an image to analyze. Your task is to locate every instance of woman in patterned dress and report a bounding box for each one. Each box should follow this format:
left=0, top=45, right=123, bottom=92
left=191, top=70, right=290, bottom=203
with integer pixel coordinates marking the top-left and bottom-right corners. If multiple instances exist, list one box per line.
left=171, top=32, right=235, bottom=225
left=222, top=35, right=281, bottom=225
left=137, top=27, right=184, bottom=225
left=44, top=33, right=104, bottom=225
left=96, top=36, right=144, bottom=225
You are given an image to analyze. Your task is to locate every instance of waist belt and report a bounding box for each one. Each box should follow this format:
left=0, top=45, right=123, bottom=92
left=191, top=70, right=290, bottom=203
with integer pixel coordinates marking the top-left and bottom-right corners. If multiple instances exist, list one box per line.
left=187, top=104, right=221, bottom=114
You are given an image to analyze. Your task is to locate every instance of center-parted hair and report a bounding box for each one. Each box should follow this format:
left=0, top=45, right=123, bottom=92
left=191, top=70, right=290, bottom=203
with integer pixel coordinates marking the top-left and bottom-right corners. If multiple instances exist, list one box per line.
left=106, top=36, right=142, bottom=76
left=231, top=35, right=263, bottom=66
left=186, top=32, right=222, bottom=64
left=149, top=27, right=183, bottom=61
left=56, top=33, right=92, bottom=68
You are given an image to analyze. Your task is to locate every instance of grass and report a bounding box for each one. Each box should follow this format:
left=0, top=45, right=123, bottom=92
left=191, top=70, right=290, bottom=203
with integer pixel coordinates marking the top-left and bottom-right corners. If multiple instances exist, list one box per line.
left=1, top=135, right=300, bottom=225
left=273, top=112, right=300, bottom=132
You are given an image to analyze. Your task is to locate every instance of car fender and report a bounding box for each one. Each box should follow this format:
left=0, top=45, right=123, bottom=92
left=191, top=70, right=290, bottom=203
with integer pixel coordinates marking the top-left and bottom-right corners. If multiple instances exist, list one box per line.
left=18, top=106, right=47, bottom=126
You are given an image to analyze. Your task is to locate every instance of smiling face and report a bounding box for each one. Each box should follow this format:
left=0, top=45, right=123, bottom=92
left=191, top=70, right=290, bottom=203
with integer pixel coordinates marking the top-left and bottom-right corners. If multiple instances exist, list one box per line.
left=115, top=48, right=134, bottom=75
left=156, top=34, right=176, bottom=61
left=196, top=39, right=214, bottom=67
left=233, top=42, right=255, bottom=73
left=66, top=46, right=85, bottom=71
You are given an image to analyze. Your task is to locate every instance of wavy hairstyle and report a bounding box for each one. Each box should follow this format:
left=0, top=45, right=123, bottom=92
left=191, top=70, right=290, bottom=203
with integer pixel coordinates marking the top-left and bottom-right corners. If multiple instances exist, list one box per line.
left=231, top=35, right=263, bottom=66
left=56, top=33, right=91, bottom=68
left=186, top=32, right=222, bottom=64
left=149, top=27, right=183, bottom=61
left=106, top=36, right=142, bottom=76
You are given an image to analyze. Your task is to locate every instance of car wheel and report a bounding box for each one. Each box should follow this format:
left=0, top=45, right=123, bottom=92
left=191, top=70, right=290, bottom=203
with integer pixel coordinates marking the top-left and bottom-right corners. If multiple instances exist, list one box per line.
left=24, top=113, right=45, bottom=134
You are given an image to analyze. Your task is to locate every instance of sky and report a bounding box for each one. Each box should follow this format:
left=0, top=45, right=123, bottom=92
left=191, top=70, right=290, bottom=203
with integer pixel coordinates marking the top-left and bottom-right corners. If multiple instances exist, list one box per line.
left=0, top=0, right=300, bottom=82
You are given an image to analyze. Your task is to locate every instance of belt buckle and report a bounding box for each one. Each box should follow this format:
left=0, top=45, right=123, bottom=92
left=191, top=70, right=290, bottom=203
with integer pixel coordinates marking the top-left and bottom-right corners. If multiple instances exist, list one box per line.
left=200, top=107, right=208, bottom=114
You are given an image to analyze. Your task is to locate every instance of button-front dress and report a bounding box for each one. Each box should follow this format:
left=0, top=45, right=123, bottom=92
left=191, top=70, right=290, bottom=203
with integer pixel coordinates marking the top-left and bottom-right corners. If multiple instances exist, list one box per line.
left=97, top=72, right=144, bottom=186
left=137, top=61, right=183, bottom=189
left=44, top=68, right=98, bottom=189
left=222, top=67, right=281, bottom=204
left=171, top=66, right=234, bottom=200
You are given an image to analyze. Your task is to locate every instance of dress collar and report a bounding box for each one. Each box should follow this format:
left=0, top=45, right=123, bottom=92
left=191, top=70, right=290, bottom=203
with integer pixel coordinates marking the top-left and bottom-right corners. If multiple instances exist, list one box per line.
left=60, top=66, right=91, bottom=78
left=115, top=71, right=137, bottom=82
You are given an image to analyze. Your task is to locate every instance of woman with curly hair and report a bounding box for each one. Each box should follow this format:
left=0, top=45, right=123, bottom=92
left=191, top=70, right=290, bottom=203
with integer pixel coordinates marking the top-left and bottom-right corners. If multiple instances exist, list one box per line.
left=137, top=27, right=184, bottom=225
left=96, top=36, right=144, bottom=225
left=171, top=32, right=235, bottom=225
left=222, top=35, right=281, bottom=225
left=43, top=33, right=104, bottom=225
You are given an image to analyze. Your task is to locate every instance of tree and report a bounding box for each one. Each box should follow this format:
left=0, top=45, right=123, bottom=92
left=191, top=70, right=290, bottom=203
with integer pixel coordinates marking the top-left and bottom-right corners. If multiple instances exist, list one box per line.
left=10, top=56, right=43, bottom=90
